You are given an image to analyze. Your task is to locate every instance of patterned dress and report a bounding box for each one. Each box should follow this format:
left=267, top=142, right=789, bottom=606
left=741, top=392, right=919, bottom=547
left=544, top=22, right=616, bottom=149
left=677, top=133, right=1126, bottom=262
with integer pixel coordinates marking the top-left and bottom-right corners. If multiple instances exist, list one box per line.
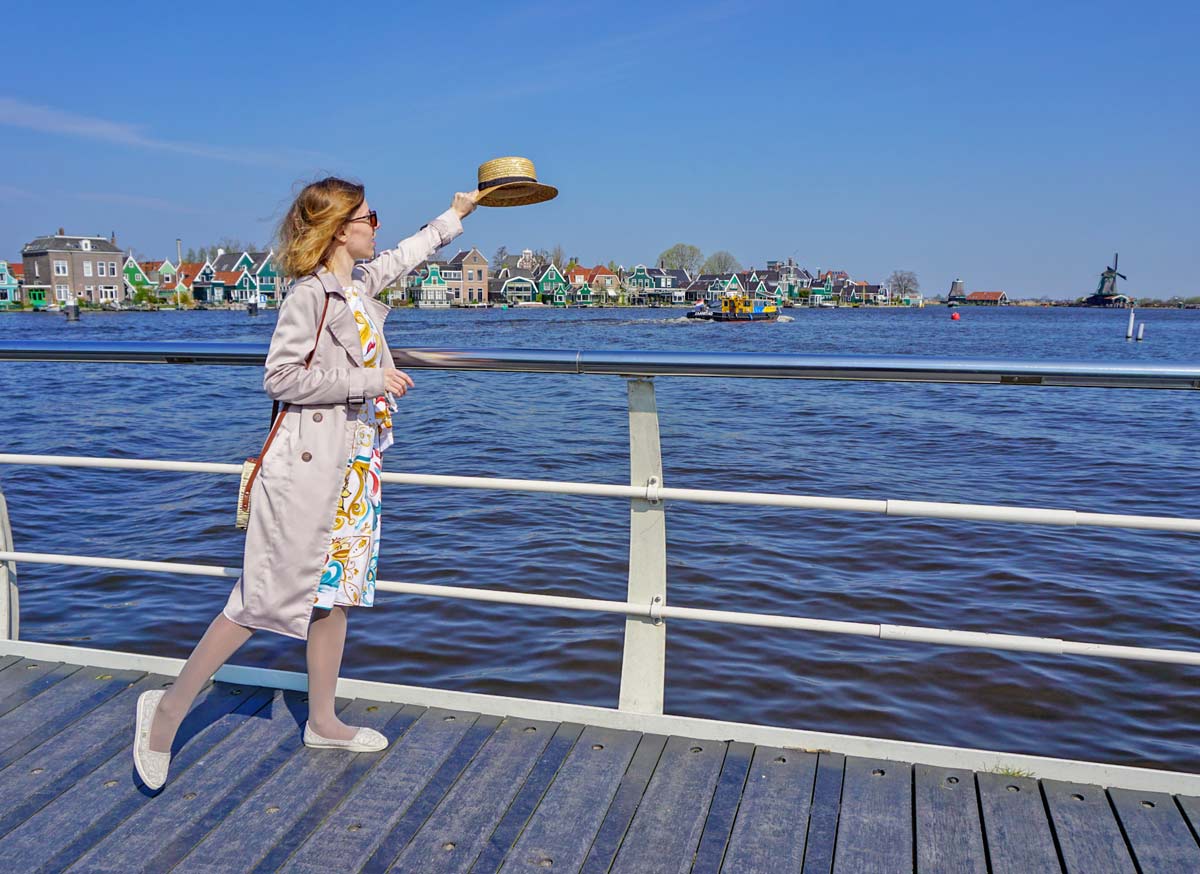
left=313, top=284, right=396, bottom=610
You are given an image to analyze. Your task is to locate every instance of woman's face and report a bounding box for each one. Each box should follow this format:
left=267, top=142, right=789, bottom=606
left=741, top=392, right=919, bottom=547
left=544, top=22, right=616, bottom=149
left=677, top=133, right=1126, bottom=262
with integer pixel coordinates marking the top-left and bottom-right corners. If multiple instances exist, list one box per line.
left=343, top=198, right=377, bottom=260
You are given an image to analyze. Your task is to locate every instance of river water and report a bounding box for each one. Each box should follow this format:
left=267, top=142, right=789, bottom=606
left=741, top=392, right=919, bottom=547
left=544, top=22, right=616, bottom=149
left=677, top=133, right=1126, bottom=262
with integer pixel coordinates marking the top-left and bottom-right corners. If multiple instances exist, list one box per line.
left=1, top=305, right=1198, bottom=772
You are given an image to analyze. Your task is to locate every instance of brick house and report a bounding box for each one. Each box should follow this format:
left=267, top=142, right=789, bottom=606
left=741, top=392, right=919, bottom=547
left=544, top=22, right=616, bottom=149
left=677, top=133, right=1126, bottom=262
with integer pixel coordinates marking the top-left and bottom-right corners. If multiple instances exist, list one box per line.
left=21, top=230, right=126, bottom=307
left=444, top=248, right=489, bottom=305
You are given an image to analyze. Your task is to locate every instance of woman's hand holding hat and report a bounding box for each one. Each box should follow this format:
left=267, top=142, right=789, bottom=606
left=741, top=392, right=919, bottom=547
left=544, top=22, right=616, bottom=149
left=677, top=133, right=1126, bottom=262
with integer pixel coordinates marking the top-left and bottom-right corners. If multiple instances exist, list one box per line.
left=451, top=191, right=479, bottom=220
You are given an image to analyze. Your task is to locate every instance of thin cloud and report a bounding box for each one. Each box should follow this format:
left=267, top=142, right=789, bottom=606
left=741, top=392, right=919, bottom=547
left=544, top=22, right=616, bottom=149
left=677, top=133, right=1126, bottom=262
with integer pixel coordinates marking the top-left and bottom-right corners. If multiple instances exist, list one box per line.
left=0, top=97, right=324, bottom=167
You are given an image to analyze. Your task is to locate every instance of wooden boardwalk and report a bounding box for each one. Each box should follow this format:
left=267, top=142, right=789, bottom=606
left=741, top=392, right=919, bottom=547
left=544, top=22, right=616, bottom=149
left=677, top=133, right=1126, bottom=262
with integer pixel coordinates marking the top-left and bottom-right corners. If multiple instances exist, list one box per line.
left=0, top=655, right=1198, bottom=873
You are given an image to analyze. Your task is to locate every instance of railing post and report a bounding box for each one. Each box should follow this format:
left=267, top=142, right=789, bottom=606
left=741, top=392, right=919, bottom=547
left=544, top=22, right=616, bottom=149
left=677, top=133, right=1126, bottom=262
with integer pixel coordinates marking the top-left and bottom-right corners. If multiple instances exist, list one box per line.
left=619, top=378, right=666, bottom=713
left=0, top=486, right=17, bottom=641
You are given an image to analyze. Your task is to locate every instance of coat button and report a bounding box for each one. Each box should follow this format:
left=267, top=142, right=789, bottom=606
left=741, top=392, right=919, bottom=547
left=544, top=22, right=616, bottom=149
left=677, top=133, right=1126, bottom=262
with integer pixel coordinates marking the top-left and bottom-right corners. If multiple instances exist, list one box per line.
left=312, top=412, right=323, bottom=422
left=301, top=451, right=312, bottom=462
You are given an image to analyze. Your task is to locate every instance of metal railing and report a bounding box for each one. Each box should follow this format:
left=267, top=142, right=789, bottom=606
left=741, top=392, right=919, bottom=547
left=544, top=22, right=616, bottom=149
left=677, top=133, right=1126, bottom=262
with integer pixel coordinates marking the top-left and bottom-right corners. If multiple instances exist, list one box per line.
left=1, top=342, right=1199, bottom=717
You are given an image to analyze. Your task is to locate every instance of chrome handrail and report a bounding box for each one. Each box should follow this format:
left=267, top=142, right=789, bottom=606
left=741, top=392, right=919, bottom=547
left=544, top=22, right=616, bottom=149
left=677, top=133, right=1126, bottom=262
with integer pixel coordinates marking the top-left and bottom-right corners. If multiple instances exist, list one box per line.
left=2, top=341, right=1199, bottom=389
left=1, top=343, right=1198, bottom=719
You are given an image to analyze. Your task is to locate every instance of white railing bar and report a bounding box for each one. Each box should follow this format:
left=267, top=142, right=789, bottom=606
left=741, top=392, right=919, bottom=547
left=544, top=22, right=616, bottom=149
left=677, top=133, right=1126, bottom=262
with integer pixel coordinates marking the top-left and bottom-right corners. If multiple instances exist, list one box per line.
left=2, top=453, right=1198, bottom=534
left=4, top=550, right=1199, bottom=667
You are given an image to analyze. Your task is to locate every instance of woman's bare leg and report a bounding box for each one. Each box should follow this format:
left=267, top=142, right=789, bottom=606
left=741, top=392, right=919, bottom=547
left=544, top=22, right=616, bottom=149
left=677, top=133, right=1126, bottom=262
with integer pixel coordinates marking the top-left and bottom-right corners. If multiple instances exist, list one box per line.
left=148, top=612, right=253, bottom=753
left=305, top=605, right=356, bottom=740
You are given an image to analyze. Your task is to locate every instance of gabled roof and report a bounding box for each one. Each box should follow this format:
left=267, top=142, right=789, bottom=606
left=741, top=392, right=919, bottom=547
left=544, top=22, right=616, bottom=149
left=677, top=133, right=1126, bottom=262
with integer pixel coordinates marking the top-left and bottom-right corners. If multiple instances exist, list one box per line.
left=536, top=263, right=564, bottom=281
left=211, top=252, right=247, bottom=272
left=967, top=291, right=1006, bottom=301
left=214, top=269, right=248, bottom=285
left=7, top=262, right=23, bottom=277
left=139, top=260, right=165, bottom=272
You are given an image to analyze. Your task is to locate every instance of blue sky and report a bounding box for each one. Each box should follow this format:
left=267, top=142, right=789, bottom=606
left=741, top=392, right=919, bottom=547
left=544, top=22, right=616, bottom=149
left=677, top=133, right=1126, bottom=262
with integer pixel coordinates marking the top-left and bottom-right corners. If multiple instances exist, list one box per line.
left=2, top=0, right=1196, bottom=298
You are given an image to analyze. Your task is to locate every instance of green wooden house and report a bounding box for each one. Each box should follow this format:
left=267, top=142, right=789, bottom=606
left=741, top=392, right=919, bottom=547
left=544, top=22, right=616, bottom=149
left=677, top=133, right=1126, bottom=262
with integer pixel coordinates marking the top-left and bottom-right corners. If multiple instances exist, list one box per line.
left=409, top=262, right=451, bottom=307
left=536, top=264, right=570, bottom=305
left=122, top=256, right=157, bottom=302
left=0, top=262, right=19, bottom=309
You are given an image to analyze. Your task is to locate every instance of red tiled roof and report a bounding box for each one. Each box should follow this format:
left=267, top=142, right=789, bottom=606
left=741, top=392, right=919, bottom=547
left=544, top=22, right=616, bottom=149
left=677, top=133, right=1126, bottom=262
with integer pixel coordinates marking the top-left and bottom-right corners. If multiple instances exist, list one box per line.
left=140, top=260, right=164, bottom=271
left=215, top=270, right=245, bottom=285
left=586, top=265, right=615, bottom=282
left=8, top=262, right=23, bottom=277
left=967, top=291, right=1006, bottom=301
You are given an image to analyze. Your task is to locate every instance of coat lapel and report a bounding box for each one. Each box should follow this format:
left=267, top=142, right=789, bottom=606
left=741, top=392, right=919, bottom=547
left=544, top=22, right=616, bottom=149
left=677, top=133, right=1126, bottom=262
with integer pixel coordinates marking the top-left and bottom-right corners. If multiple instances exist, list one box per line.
left=314, top=269, right=363, bottom=366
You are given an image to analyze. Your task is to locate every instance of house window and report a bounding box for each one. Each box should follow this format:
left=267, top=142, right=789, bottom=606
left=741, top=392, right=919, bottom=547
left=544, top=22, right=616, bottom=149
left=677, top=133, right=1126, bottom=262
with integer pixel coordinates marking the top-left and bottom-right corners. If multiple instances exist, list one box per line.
left=109, top=261, right=117, bottom=275
left=85, top=285, right=94, bottom=296
left=55, top=284, right=69, bottom=301
left=83, top=261, right=93, bottom=277
left=54, top=260, right=68, bottom=276
left=97, top=262, right=107, bottom=277
left=81, top=240, right=92, bottom=251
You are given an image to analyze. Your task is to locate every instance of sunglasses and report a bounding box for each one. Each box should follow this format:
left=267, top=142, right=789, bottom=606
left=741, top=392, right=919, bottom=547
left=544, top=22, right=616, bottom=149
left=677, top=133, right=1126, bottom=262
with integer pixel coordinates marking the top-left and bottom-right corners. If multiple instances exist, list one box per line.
left=346, top=209, right=379, bottom=230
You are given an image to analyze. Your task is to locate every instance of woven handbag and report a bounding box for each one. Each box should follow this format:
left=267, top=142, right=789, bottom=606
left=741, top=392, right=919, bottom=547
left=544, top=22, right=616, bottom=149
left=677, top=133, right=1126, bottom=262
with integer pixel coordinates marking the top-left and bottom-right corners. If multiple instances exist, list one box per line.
left=236, top=293, right=330, bottom=530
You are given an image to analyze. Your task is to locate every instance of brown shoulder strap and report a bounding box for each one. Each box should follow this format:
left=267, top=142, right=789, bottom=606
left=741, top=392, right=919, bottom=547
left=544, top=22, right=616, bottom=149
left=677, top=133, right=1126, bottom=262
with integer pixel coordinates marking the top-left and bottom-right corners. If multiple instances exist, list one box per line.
left=242, top=293, right=331, bottom=513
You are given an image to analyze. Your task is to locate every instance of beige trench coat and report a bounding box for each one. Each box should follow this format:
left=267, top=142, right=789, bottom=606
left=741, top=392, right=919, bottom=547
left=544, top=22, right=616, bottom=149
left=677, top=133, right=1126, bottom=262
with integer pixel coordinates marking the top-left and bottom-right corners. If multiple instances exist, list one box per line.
left=223, top=208, right=462, bottom=639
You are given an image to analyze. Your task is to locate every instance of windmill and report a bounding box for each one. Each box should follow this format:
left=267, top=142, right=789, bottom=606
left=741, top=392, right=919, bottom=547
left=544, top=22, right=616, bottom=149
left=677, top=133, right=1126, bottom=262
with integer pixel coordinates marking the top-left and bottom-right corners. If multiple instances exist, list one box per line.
left=1096, top=252, right=1126, bottom=298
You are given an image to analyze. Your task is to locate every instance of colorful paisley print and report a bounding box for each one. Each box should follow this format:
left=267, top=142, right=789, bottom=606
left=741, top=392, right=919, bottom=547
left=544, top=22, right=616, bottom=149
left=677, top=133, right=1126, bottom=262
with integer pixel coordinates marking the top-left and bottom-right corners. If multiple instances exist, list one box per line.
left=313, top=285, right=396, bottom=610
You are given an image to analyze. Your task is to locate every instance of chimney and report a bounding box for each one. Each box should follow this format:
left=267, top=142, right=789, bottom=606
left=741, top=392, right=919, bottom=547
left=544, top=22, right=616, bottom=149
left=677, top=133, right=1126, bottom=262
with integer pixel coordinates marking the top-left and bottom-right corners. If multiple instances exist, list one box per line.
left=176, top=238, right=182, bottom=267
left=111, top=231, right=117, bottom=245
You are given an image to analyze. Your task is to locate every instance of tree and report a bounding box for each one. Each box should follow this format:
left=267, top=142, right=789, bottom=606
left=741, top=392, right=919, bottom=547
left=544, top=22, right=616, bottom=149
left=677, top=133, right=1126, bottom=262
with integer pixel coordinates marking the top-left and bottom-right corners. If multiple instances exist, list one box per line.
left=530, top=249, right=550, bottom=274
left=701, top=251, right=742, bottom=274
left=887, top=270, right=920, bottom=300
left=657, top=243, right=703, bottom=275
left=492, top=245, right=508, bottom=268
left=185, top=247, right=198, bottom=262
left=550, top=244, right=566, bottom=269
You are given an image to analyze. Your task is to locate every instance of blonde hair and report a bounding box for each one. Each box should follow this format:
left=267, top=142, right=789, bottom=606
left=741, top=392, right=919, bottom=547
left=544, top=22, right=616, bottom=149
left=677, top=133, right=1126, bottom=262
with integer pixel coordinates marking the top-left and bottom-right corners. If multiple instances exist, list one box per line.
left=276, top=176, right=365, bottom=278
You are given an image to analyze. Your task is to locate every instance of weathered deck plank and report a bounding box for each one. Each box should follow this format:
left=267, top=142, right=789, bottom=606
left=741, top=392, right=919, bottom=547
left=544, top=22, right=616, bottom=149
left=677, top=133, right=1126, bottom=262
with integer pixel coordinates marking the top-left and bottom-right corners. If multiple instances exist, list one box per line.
left=1042, top=779, right=1136, bottom=874
left=0, top=656, right=1192, bottom=874
left=0, top=659, right=79, bottom=718
left=719, top=746, right=818, bottom=873
left=976, top=772, right=1061, bottom=874
left=0, top=682, right=271, bottom=873
left=279, top=707, right=487, bottom=873
left=833, top=757, right=913, bottom=874
left=609, top=734, right=727, bottom=874
left=249, top=703, right=427, bottom=874
left=470, top=720, right=584, bottom=873
left=1108, top=787, right=1200, bottom=873
left=495, top=724, right=639, bottom=874
left=914, top=764, right=987, bottom=874
left=0, top=672, right=167, bottom=838
left=800, top=751, right=846, bottom=874
left=388, top=715, right=557, bottom=873
left=173, top=697, right=407, bottom=873
left=0, top=666, right=143, bottom=769
left=690, top=740, right=754, bottom=874
left=578, top=732, right=667, bottom=874
left=67, top=688, right=307, bottom=873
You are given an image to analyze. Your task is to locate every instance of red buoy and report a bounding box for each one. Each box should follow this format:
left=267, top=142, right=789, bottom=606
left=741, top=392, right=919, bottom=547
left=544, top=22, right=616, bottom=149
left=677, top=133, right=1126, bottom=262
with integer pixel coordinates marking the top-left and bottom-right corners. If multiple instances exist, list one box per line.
left=951, top=312, right=961, bottom=321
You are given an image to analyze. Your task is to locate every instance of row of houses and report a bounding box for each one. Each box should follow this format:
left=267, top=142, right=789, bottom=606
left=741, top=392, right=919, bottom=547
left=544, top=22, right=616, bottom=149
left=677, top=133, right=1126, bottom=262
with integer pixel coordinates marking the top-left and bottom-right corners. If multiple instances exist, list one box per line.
left=0, top=230, right=280, bottom=309
left=406, top=250, right=921, bottom=308
left=1, top=230, right=921, bottom=311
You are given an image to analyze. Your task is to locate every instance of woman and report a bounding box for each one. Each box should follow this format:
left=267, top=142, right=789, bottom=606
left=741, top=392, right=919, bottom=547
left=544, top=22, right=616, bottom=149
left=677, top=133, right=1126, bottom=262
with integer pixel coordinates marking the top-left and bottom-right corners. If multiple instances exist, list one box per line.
left=133, top=177, right=478, bottom=790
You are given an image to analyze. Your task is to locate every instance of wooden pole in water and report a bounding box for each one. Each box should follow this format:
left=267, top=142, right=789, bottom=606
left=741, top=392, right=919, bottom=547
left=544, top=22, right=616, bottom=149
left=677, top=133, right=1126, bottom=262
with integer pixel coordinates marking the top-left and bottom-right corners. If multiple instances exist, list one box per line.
left=1126, top=309, right=1135, bottom=340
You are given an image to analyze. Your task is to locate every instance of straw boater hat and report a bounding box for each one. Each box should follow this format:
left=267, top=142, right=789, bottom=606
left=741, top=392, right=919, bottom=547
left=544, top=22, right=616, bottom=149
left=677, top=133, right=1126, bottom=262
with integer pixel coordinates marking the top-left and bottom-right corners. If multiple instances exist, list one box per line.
left=474, top=157, right=558, bottom=207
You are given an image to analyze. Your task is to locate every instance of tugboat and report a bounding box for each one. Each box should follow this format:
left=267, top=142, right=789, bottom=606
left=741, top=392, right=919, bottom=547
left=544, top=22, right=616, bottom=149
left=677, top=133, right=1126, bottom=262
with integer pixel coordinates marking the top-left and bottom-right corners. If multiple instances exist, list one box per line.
left=687, top=292, right=779, bottom=322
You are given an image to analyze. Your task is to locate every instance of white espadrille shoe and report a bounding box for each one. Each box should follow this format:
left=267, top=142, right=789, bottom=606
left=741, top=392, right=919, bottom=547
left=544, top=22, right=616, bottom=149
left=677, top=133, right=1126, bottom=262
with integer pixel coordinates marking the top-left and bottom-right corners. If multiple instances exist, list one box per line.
left=133, top=690, right=171, bottom=790
left=303, top=722, right=389, bottom=752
